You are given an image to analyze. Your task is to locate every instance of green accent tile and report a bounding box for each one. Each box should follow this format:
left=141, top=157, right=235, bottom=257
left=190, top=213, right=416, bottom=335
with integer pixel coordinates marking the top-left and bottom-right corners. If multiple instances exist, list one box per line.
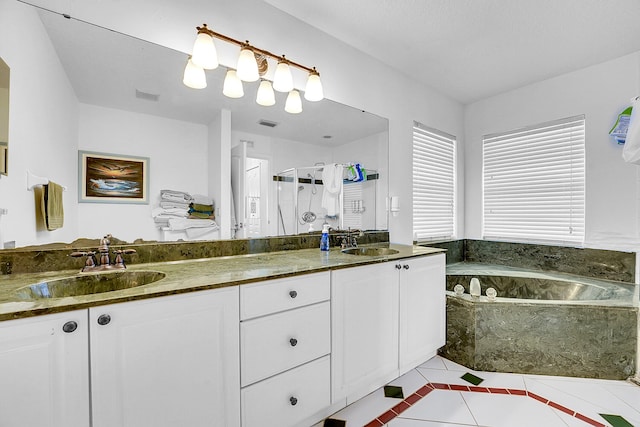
left=461, top=372, right=484, bottom=386
left=384, top=385, right=404, bottom=399
left=600, top=414, right=634, bottom=427
left=323, top=419, right=346, bottom=427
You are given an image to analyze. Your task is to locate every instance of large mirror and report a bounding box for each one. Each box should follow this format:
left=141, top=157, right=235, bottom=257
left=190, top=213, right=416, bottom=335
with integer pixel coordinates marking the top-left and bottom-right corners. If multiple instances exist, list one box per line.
left=0, top=57, right=8, bottom=175
left=2, top=1, right=388, bottom=248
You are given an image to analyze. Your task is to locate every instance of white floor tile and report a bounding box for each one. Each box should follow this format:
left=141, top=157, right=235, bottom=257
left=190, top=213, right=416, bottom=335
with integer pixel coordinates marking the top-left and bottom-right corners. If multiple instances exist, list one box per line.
left=398, top=390, right=477, bottom=425
left=418, top=356, right=449, bottom=371
left=388, top=418, right=477, bottom=426
left=524, top=376, right=640, bottom=425
left=388, top=368, right=434, bottom=397
left=461, top=392, right=567, bottom=427
left=415, top=367, right=479, bottom=387
left=440, top=358, right=470, bottom=372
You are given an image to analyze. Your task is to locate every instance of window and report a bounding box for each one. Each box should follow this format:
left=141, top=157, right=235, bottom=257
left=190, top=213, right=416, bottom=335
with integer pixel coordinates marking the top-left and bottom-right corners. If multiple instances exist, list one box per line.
left=412, top=121, right=456, bottom=241
left=483, top=115, right=585, bottom=244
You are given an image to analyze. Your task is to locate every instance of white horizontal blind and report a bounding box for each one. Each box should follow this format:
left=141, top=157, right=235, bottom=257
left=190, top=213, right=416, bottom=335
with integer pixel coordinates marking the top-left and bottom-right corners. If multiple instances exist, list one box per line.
left=483, top=115, right=585, bottom=243
left=412, top=121, right=456, bottom=240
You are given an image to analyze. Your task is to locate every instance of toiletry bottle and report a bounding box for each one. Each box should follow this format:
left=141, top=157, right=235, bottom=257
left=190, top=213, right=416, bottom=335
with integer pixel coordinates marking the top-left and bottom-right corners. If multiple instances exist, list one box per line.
left=320, top=224, right=330, bottom=251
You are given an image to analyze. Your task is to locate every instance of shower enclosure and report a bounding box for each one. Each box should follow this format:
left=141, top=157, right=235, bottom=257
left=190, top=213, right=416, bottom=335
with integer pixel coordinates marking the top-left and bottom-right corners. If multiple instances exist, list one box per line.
left=275, top=165, right=379, bottom=235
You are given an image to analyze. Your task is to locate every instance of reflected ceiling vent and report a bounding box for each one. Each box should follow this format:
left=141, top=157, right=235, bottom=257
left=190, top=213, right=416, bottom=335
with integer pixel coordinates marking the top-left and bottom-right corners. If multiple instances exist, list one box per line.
left=135, top=89, right=160, bottom=102
left=258, top=119, right=278, bottom=128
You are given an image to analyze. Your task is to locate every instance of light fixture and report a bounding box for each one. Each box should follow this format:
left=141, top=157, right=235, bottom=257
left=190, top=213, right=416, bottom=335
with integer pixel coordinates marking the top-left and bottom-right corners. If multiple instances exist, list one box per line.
left=304, top=67, right=323, bottom=101
left=285, top=90, right=302, bottom=114
left=223, top=69, right=244, bottom=98
left=185, top=23, right=322, bottom=113
left=190, top=25, right=218, bottom=70
left=236, top=43, right=259, bottom=82
left=256, top=80, right=275, bottom=106
left=273, top=56, right=294, bottom=93
left=183, top=57, right=207, bottom=89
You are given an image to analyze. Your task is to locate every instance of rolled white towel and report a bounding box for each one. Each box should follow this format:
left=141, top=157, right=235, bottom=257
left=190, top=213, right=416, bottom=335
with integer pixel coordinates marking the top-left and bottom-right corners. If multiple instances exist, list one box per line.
left=168, top=217, right=216, bottom=231
left=160, top=189, right=193, bottom=203
left=185, top=224, right=220, bottom=239
left=192, top=194, right=214, bottom=206
left=159, top=200, right=190, bottom=209
left=151, top=207, right=189, bottom=218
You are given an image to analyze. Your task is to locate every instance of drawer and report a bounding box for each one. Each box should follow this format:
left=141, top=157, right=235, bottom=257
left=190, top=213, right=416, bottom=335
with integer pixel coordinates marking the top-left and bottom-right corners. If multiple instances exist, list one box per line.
left=241, top=355, right=330, bottom=427
left=240, top=271, right=329, bottom=320
left=241, top=302, right=330, bottom=387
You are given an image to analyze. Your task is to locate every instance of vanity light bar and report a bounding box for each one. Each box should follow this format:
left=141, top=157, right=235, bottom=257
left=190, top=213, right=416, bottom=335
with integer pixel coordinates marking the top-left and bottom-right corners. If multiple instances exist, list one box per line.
left=183, top=24, right=324, bottom=112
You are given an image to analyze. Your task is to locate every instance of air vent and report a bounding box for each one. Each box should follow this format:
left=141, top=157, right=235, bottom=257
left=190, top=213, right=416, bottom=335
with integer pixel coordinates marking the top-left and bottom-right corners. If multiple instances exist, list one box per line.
left=258, top=119, right=278, bottom=128
left=135, top=89, right=159, bottom=102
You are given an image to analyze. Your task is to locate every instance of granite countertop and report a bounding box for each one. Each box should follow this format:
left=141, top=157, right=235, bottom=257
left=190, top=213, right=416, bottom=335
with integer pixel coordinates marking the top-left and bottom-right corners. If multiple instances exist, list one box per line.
left=0, top=244, right=444, bottom=321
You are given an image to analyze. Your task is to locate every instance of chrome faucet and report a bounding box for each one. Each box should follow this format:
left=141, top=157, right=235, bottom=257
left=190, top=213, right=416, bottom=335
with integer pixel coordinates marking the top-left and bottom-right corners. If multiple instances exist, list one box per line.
left=71, top=234, right=136, bottom=272
left=339, top=227, right=361, bottom=249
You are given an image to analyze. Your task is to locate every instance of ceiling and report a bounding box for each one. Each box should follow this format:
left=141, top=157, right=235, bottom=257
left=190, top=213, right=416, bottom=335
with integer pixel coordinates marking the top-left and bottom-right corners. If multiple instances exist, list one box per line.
left=264, top=0, right=640, bottom=104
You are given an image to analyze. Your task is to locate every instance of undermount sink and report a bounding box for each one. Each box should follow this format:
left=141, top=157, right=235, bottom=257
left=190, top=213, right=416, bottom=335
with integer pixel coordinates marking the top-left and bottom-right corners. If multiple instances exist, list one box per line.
left=14, top=270, right=166, bottom=300
left=341, top=247, right=400, bottom=256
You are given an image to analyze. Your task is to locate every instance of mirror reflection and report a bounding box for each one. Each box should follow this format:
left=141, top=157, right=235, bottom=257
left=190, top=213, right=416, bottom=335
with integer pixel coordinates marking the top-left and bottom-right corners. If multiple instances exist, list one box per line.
left=2, top=2, right=388, bottom=249
left=0, top=57, right=8, bottom=175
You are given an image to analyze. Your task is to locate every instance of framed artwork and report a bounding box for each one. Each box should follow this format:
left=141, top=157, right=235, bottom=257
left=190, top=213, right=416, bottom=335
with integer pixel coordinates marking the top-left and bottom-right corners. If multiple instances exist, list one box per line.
left=79, top=150, right=149, bottom=204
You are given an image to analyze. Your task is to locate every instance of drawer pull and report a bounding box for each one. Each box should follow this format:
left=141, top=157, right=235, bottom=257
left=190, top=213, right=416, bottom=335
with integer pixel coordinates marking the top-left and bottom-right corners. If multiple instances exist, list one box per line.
left=395, top=263, right=402, bottom=270
left=289, top=396, right=298, bottom=406
left=97, top=314, right=111, bottom=326
left=62, top=321, right=78, bottom=333
left=289, top=290, right=298, bottom=298
left=403, top=264, right=410, bottom=270
left=289, top=338, right=298, bottom=347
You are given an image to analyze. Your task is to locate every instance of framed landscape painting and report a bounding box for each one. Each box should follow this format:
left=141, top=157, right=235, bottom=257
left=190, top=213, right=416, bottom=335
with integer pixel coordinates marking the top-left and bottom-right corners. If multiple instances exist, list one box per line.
left=79, top=150, right=149, bottom=204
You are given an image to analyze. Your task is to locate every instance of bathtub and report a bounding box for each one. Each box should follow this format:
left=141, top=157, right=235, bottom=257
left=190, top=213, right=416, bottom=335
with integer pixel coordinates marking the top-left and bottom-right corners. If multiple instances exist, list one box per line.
left=440, top=262, right=638, bottom=380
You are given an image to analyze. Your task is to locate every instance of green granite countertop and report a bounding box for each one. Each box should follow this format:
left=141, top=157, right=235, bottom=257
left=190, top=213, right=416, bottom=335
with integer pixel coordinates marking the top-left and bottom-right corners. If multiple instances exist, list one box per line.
left=0, top=244, right=444, bottom=321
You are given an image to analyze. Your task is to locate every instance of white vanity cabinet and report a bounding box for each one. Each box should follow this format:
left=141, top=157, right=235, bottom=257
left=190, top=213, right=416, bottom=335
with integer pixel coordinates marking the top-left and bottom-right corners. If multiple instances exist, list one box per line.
left=89, top=287, right=240, bottom=427
left=239, top=272, right=332, bottom=427
left=0, top=310, right=90, bottom=427
left=331, top=253, right=446, bottom=404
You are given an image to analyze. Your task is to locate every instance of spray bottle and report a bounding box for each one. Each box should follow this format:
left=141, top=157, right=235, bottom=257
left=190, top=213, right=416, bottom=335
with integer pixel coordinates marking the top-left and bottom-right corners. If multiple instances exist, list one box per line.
left=320, top=224, right=330, bottom=251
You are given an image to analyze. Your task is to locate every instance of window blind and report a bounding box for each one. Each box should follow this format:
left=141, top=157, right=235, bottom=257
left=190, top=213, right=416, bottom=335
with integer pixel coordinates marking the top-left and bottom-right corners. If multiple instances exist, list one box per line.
left=412, top=121, right=456, bottom=241
left=483, top=115, right=585, bottom=244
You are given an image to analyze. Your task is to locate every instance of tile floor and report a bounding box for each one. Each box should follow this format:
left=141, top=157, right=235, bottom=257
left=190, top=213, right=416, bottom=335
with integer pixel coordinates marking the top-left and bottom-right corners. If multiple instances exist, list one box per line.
left=317, top=356, right=640, bottom=427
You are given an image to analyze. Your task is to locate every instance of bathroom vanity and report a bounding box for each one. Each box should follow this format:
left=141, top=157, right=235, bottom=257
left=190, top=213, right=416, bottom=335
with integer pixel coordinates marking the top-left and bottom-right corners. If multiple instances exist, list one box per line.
left=0, top=245, right=444, bottom=427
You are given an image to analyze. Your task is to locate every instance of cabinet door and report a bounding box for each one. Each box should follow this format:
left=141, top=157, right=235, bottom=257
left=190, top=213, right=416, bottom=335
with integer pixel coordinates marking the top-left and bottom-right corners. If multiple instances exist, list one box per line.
left=399, top=253, right=446, bottom=374
left=90, top=287, right=240, bottom=427
left=0, top=310, right=89, bottom=427
left=331, top=262, right=399, bottom=404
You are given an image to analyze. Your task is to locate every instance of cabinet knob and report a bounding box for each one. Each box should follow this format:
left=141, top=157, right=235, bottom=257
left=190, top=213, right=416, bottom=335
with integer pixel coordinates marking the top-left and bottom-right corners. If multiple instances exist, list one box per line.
left=395, top=264, right=402, bottom=270
left=289, top=290, right=298, bottom=299
left=403, top=264, right=410, bottom=270
left=97, top=314, right=111, bottom=325
left=289, top=396, right=298, bottom=406
left=62, top=321, right=78, bottom=333
left=289, top=338, right=298, bottom=347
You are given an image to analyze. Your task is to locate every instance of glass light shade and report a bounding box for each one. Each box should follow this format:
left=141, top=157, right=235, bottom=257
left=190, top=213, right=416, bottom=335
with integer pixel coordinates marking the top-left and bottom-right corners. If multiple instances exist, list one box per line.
left=223, top=69, right=244, bottom=98
left=256, top=80, right=276, bottom=106
left=236, top=47, right=259, bottom=82
left=182, top=58, right=207, bottom=89
left=304, top=71, right=323, bottom=101
left=285, top=90, right=302, bottom=114
left=273, top=60, right=294, bottom=92
left=191, top=32, right=218, bottom=70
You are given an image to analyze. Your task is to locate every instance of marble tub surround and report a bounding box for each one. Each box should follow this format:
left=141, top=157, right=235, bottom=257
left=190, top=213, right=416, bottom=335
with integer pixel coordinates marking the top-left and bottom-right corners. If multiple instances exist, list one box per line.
left=465, top=240, right=635, bottom=283
left=441, top=296, right=637, bottom=380
left=447, top=263, right=637, bottom=306
left=441, top=264, right=638, bottom=380
left=0, top=231, right=389, bottom=275
left=0, top=243, right=438, bottom=321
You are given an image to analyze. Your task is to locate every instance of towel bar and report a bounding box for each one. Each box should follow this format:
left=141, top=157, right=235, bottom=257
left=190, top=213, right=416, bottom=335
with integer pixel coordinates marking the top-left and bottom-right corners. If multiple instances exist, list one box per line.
left=27, top=170, right=67, bottom=191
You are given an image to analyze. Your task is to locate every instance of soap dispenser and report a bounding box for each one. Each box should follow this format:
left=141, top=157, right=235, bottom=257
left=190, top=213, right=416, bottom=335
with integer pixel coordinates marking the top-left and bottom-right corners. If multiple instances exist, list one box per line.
left=320, top=224, right=330, bottom=251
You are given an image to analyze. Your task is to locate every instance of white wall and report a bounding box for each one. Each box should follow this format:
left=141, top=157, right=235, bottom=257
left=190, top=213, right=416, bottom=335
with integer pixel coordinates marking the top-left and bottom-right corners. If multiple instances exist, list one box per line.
left=77, top=104, right=208, bottom=242
left=465, top=52, right=640, bottom=250
left=0, top=0, right=79, bottom=247
left=27, top=0, right=465, bottom=245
